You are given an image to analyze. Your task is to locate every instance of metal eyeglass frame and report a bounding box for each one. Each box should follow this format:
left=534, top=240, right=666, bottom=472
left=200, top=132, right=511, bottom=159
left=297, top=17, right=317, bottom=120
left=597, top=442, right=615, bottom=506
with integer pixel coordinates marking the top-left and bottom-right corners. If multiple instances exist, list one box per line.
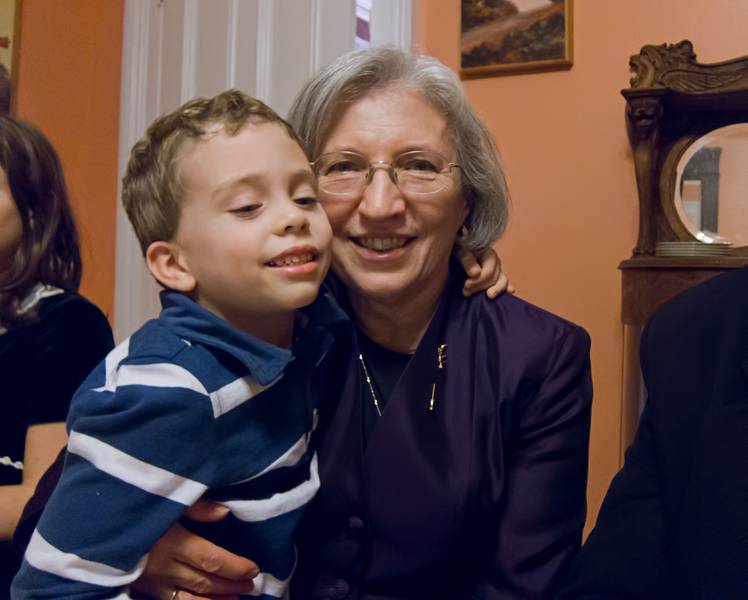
left=310, top=149, right=462, bottom=196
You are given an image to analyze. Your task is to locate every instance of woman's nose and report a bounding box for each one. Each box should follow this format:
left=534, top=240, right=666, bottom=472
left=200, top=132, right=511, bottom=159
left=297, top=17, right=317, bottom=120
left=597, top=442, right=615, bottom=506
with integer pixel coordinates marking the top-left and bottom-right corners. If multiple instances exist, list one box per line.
left=358, top=169, right=405, bottom=220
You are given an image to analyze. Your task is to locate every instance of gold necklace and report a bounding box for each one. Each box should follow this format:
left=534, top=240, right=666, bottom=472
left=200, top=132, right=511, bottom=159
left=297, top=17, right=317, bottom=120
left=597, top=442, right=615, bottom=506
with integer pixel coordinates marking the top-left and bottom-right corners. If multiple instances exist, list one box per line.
left=358, top=353, right=382, bottom=417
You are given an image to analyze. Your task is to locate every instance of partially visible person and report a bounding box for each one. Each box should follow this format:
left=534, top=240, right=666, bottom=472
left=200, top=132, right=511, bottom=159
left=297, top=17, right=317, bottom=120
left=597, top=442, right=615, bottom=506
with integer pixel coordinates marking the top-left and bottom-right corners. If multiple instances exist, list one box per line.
left=0, top=116, right=114, bottom=595
left=130, top=47, right=592, bottom=600
left=558, top=266, right=748, bottom=599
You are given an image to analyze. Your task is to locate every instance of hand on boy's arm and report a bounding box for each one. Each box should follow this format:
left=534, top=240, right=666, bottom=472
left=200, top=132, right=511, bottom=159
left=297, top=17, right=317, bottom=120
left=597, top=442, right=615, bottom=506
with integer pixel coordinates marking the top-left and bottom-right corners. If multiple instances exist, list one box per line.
left=132, top=500, right=259, bottom=600
left=457, top=245, right=515, bottom=298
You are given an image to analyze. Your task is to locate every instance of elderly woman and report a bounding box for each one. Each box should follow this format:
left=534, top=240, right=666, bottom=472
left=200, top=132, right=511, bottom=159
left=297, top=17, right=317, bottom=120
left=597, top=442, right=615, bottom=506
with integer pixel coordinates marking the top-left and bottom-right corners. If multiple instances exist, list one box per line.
left=18, top=48, right=591, bottom=599
left=288, top=47, right=591, bottom=599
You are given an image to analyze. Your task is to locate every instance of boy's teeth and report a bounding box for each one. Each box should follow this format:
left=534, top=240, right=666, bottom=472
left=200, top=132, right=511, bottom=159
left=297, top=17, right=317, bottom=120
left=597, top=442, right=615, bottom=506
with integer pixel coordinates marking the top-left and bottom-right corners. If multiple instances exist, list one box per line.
left=270, top=253, right=313, bottom=266
left=360, top=237, right=406, bottom=250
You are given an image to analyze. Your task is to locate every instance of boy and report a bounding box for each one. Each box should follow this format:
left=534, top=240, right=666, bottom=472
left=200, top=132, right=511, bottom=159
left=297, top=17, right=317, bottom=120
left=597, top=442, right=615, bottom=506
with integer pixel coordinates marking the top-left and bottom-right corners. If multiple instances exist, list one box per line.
left=12, top=90, right=346, bottom=599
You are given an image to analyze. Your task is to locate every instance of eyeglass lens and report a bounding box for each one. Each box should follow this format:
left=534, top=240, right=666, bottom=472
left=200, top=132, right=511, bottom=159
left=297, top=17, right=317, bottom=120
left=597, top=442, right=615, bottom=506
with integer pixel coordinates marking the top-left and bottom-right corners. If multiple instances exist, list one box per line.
left=315, top=150, right=454, bottom=195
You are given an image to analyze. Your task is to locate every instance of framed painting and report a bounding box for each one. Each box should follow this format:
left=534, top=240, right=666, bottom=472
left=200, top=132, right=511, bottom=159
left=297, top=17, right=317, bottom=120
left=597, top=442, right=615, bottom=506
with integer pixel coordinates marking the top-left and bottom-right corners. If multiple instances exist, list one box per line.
left=0, top=0, right=22, bottom=113
left=460, top=0, right=573, bottom=79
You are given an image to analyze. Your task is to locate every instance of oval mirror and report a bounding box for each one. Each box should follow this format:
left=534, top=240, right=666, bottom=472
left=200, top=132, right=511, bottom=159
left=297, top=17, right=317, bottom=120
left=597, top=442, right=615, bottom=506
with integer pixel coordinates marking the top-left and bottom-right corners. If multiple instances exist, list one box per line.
left=674, top=123, right=748, bottom=247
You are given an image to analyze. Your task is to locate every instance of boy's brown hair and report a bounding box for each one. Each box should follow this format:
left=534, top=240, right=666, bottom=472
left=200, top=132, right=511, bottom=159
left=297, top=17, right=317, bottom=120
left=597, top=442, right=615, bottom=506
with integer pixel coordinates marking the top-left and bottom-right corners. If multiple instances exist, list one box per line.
left=122, top=89, right=303, bottom=254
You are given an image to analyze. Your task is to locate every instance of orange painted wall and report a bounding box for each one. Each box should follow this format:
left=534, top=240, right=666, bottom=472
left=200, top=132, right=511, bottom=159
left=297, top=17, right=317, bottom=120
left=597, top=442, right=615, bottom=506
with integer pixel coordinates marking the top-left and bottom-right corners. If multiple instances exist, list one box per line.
left=14, top=0, right=123, bottom=321
left=416, top=1, right=748, bottom=529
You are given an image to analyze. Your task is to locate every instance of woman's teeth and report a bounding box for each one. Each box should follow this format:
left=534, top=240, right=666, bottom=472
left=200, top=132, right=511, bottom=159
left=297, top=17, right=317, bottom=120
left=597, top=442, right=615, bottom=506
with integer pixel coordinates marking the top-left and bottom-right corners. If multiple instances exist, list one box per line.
left=268, top=253, right=314, bottom=266
left=359, top=237, right=407, bottom=250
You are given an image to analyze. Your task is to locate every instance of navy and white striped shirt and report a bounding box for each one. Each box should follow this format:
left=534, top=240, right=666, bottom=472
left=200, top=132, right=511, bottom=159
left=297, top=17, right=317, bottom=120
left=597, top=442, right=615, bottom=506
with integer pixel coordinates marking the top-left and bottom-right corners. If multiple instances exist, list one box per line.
left=12, top=289, right=347, bottom=600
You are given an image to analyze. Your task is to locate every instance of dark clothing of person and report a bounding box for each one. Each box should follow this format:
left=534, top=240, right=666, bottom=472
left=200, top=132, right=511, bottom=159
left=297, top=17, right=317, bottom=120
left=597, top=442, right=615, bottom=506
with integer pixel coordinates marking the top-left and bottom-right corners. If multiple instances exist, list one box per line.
left=357, top=331, right=410, bottom=447
left=558, top=266, right=748, bottom=600
left=0, top=291, right=113, bottom=597
left=294, top=269, right=593, bottom=599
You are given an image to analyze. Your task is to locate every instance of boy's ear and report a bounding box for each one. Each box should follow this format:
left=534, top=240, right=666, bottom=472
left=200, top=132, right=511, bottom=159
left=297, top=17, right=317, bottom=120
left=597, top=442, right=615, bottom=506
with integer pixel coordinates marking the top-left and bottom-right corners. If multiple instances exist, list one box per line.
left=145, top=241, right=196, bottom=292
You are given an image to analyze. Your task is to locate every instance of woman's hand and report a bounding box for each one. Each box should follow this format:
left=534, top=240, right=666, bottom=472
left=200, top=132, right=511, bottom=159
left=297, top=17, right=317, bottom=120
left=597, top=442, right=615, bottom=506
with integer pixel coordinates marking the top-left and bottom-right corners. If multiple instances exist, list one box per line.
left=457, top=246, right=515, bottom=299
left=132, top=500, right=259, bottom=600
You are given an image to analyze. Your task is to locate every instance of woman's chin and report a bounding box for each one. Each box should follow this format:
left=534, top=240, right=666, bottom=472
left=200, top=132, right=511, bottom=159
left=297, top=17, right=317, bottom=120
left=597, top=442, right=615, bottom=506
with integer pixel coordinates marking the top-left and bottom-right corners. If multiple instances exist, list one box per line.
left=346, top=272, right=419, bottom=304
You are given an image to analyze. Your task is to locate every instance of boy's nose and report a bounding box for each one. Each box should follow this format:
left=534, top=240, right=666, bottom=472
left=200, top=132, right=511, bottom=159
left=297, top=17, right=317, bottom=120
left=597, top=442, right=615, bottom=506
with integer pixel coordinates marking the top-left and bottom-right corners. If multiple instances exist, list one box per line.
left=278, top=202, right=309, bottom=234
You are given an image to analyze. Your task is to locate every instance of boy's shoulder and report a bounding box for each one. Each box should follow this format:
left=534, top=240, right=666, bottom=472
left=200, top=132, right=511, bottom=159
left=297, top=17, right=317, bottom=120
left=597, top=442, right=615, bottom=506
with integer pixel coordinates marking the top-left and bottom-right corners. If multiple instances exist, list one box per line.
left=117, top=318, right=236, bottom=388
left=125, top=318, right=194, bottom=364
left=88, top=318, right=251, bottom=413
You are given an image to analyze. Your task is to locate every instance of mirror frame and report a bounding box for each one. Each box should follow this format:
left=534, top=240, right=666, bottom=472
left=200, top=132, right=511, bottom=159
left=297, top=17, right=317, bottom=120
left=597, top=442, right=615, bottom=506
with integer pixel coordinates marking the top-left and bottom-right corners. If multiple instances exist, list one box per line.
left=622, top=40, right=748, bottom=258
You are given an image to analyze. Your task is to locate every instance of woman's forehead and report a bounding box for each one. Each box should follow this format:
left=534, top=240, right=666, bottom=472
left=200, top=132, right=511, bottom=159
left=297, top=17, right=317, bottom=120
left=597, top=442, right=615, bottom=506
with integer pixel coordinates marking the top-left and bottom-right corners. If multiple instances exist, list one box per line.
left=323, top=89, right=453, bottom=154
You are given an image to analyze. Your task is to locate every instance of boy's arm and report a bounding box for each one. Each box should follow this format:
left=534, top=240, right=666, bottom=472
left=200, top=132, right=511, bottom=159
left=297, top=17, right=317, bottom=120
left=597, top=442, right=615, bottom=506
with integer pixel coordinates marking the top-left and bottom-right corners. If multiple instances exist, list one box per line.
left=12, top=376, right=219, bottom=599
left=14, top=453, right=259, bottom=599
left=456, top=245, right=514, bottom=298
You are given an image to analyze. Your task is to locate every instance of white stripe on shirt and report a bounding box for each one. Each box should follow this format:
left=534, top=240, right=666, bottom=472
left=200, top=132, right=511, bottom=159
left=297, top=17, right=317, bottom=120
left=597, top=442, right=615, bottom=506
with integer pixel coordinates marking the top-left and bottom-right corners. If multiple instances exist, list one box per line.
left=24, top=529, right=146, bottom=588
left=237, top=428, right=311, bottom=485
left=247, top=569, right=290, bottom=597
left=112, top=362, right=207, bottom=396
left=67, top=431, right=208, bottom=505
left=209, top=373, right=279, bottom=418
left=93, top=337, right=130, bottom=392
left=224, top=454, right=319, bottom=522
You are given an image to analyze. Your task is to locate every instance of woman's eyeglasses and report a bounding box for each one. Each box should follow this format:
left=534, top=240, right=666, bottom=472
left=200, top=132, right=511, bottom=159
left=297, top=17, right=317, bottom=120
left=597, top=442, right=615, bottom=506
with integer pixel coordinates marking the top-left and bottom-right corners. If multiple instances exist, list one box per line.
left=311, top=150, right=461, bottom=197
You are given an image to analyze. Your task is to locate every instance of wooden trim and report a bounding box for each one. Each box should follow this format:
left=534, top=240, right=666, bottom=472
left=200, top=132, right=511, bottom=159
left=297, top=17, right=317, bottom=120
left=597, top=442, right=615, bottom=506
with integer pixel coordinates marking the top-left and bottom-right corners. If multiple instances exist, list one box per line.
left=254, top=0, right=273, bottom=102
left=5, top=0, right=22, bottom=114
left=114, top=0, right=161, bottom=342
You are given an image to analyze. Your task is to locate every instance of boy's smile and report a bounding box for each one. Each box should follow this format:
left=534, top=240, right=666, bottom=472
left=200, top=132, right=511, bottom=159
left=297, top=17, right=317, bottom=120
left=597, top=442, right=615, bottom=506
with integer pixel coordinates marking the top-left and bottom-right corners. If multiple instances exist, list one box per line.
left=156, top=119, right=332, bottom=344
left=265, top=244, right=320, bottom=272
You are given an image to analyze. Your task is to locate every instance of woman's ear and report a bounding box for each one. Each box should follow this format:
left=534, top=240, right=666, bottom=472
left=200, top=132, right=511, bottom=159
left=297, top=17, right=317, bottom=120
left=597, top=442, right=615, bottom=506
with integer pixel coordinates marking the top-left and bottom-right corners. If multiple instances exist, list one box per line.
left=145, top=241, right=196, bottom=292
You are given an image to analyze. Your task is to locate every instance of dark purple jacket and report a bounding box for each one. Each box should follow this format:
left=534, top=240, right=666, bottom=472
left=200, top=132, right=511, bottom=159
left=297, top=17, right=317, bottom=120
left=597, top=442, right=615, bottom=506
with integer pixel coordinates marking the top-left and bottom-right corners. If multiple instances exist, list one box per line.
left=295, top=273, right=592, bottom=599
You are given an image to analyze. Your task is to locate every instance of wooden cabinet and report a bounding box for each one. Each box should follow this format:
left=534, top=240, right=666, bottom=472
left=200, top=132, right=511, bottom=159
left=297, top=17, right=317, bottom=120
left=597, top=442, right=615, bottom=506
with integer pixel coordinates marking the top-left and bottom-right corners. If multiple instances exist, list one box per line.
left=618, top=41, right=748, bottom=458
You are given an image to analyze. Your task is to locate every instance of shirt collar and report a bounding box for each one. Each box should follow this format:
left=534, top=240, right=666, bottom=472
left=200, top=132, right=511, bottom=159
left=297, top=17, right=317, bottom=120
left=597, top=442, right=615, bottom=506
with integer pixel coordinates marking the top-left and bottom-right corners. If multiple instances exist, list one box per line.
left=158, top=288, right=348, bottom=385
left=0, top=283, right=64, bottom=335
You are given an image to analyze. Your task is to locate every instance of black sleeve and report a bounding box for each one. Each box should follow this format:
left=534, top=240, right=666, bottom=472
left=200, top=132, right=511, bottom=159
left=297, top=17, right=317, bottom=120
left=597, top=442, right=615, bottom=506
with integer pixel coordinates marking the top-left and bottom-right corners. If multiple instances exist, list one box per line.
left=27, top=295, right=115, bottom=424
left=12, top=294, right=114, bottom=555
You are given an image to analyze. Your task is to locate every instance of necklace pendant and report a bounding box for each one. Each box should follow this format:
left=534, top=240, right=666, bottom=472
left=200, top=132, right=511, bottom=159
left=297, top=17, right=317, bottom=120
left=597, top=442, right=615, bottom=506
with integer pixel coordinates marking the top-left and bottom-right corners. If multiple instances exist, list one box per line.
left=359, top=353, right=383, bottom=417
left=428, top=342, right=447, bottom=413
left=437, top=343, right=447, bottom=370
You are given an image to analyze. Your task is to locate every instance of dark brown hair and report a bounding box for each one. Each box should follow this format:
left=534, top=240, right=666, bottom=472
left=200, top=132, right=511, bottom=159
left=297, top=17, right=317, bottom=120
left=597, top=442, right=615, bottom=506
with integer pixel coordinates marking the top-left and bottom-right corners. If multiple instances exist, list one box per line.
left=123, top=89, right=302, bottom=254
left=0, top=116, right=82, bottom=326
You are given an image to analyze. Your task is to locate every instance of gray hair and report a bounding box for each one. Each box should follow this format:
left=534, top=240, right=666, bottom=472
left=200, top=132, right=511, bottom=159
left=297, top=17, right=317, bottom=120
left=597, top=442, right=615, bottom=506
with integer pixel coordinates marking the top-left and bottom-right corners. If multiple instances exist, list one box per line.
left=288, top=46, right=508, bottom=253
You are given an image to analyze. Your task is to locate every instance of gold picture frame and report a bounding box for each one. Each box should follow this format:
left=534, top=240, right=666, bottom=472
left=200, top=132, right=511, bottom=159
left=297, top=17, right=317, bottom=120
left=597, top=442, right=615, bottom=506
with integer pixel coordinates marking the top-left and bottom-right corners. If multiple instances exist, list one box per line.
left=460, top=0, right=573, bottom=79
left=0, top=0, right=22, bottom=113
